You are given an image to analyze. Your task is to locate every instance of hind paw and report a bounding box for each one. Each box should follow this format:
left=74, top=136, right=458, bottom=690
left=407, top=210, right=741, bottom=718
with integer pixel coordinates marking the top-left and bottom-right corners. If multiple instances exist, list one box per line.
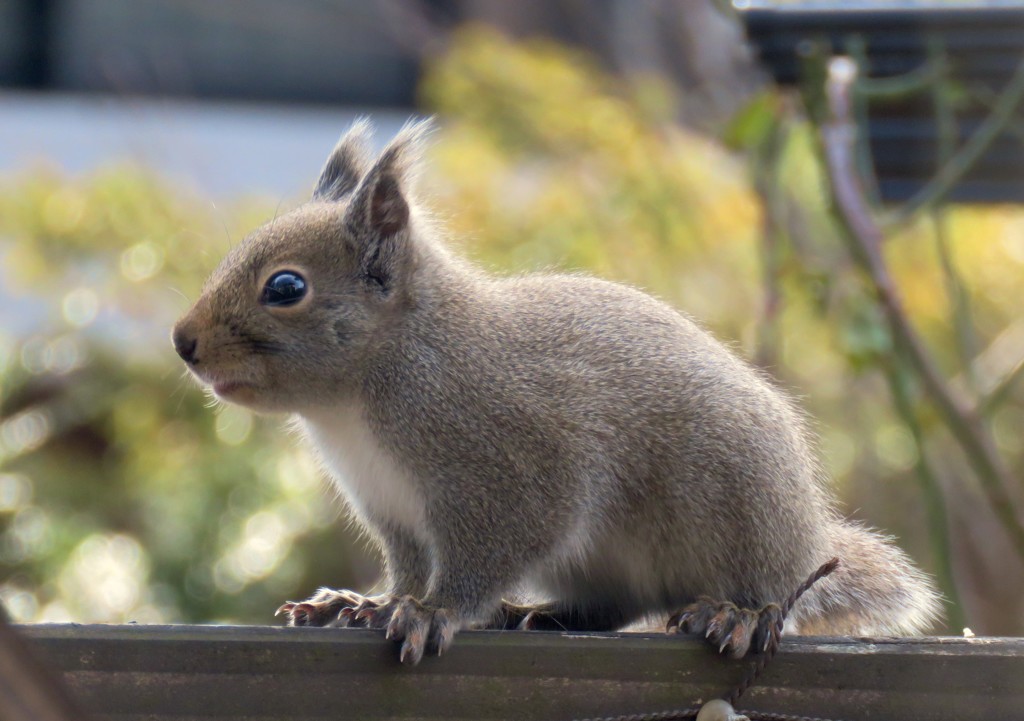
left=667, top=597, right=782, bottom=659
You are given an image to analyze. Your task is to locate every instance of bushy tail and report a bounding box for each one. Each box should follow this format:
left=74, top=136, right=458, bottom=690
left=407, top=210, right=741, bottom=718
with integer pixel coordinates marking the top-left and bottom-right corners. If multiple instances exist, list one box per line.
left=790, top=521, right=943, bottom=636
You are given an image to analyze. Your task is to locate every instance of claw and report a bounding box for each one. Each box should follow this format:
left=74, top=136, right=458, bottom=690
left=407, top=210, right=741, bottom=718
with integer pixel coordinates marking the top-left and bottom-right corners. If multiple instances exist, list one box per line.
left=706, top=606, right=744, bottom=656
left=671, top=608, right=695, bottom=633
left=399, top=638, right=423, bottom=665
left=668, top=598, right=780, bottom=659
left=281, top=590, right=464, bottom=665
left=754, top=603, right=783, bottom=653
left=292, top=603, right=318, bottom=626
left=336, top=607, right=356, bottom=628
left=397, top=608, right=428, bottom=666
left=764, top=620, right=782, bottom=653
left=386, top=611, right=406, bottom=641
left=275, top=602, right=295, bottom=617
left=666, top=606, right=693, bottom=633
left=433, top=609, right=457, bottom=656
left=380, top=597, right=462, bottom=665
left=726, top=609, right=757, bottom=658
left=275, top=588, right=390, bottom=628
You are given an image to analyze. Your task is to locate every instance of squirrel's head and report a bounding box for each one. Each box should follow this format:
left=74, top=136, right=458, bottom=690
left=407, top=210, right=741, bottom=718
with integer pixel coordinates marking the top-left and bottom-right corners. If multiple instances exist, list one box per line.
left=172, top=119, right=431, bottom=413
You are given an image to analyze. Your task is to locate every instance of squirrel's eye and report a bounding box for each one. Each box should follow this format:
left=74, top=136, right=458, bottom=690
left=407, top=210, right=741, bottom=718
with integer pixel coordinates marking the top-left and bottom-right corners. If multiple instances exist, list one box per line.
left=261, top=270, right=308, bottom=307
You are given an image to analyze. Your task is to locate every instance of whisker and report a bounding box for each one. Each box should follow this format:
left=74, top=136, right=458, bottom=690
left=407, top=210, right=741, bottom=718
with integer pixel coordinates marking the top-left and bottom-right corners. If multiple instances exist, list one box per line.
left=210, top=200, right=233, bottom=254
left=202, top=387, right=222, bottom=409
left=167, top=286, right=190, bottom=304
left=271, top=197, right=286, bottom=228
left=171, top=370, right=195, bottom=414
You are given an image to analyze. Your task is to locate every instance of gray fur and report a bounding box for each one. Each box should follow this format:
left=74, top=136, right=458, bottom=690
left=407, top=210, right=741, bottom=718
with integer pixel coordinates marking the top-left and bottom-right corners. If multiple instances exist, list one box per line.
left=174, top=120, right=942, bottom=659
left=312, top=118, right=374, bottom=201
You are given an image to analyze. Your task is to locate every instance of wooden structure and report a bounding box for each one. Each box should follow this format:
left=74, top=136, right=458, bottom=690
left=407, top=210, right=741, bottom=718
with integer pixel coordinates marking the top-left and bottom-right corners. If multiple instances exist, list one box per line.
left=17, top=624, right=1024, bottom=721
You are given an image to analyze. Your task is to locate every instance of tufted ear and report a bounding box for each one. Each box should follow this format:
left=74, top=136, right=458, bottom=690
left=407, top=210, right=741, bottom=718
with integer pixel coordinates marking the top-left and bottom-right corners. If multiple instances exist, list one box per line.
left=344, top=119, right=432, bottom=291
left=313, top=118, right=374, bottom=201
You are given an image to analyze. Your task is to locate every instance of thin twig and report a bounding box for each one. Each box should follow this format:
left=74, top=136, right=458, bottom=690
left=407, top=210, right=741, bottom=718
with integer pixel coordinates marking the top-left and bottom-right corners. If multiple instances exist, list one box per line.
left=821, top=56, right=1024, bottom=559
left=753, top=120, right=788, bottom=370
left=980, top=355, right=1024, bottom=416
left=949, top=318, right=1024, bottom=415
left=853, top=60, right=943, bottom=99
left=885, top=53, right=1024, bottom=228
left=968, top=84, right=1024, bottom=146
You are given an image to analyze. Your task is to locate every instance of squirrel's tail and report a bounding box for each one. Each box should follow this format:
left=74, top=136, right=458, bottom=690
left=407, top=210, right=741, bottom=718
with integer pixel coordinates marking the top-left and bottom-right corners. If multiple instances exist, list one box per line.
left=790, top=521, right=943, bottom=636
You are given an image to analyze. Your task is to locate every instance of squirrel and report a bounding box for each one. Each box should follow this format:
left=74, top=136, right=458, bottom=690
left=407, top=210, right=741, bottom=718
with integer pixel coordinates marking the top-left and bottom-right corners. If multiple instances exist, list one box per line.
left=172, top=120, right=941, bottom=665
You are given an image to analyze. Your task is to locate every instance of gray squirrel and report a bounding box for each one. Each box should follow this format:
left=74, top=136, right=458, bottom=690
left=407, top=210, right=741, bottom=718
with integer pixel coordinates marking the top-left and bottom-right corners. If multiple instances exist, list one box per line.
left=172, top=120, right=941, bottom=665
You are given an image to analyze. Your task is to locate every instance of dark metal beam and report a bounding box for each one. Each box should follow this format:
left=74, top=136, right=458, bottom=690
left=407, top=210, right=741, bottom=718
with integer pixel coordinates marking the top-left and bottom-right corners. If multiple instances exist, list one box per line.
left=19, top=624, right=1024, bottom=721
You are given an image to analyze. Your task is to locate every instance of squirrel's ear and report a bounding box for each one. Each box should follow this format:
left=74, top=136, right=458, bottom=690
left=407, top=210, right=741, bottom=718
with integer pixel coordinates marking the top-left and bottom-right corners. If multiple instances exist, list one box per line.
left=345, top=119, right=433, bottom=290
left=313, top=118, right=374, bottom=201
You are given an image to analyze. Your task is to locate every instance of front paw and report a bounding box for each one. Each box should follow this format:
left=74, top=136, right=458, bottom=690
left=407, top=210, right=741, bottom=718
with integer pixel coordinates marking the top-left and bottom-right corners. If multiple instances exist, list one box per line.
left=276, top=588, right=397, bottom=628
left=667, top=596, right=782, bottom=659
left=384, top=595, right=460, bottom=665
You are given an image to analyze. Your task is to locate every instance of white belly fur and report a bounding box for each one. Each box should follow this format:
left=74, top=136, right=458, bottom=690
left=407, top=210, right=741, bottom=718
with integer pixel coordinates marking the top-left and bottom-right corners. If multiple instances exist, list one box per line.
left=298, top=404, right=429, bottom=542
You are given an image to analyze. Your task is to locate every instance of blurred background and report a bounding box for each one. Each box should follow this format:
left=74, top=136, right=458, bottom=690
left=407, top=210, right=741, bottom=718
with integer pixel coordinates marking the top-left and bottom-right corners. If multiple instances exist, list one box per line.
left=1, top=0, right=1023, bottom=636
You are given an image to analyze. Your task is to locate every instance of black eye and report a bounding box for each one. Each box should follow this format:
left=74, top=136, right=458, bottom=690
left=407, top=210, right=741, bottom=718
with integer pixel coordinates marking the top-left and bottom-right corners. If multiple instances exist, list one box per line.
left=261, top=270, right=307, bottom=307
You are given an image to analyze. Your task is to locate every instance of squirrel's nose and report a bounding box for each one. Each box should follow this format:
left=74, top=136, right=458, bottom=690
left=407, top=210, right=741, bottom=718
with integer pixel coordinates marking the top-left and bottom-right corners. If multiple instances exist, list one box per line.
left=173, top=328, right=199, bottom=365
